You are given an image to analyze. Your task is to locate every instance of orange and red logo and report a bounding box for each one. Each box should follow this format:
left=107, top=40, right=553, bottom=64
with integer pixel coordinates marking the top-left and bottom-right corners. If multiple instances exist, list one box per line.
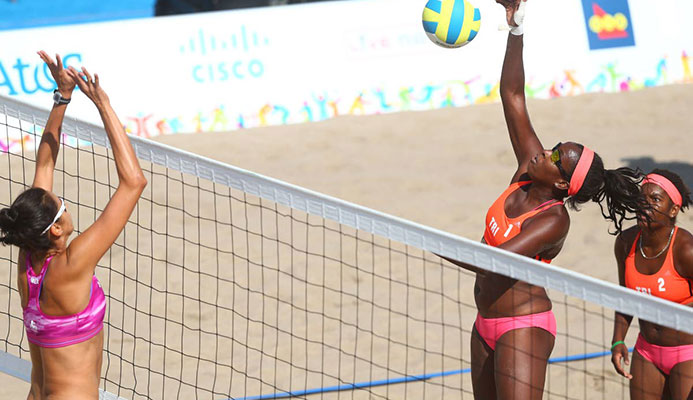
left=581, top=0, right=635, bottom=50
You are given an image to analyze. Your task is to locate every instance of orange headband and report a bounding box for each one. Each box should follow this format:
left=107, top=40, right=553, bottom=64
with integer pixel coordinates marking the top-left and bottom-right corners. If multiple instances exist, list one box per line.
left=568, top=147, right=594, bottom=196
left=643, top=173, right=682, bottom=206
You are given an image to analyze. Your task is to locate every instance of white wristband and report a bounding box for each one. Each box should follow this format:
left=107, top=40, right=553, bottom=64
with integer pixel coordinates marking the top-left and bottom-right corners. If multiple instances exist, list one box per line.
left=513, top=1, right=526, bottom=26
left=510, top=1, right=526, bottom=36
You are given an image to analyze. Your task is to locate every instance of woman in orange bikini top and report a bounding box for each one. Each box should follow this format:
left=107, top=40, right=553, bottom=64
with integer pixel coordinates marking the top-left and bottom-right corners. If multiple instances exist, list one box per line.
left=611, top=169, right=693, bottom=399
left=439, top=1, right=647, bottom=399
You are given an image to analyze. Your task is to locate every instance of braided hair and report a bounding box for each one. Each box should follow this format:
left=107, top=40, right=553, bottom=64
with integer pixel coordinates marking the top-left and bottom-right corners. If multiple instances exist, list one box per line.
left=564, top=145, right=646, bottom=235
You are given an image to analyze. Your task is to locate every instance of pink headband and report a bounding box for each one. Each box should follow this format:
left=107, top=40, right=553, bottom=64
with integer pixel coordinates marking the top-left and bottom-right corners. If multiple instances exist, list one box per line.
left=568, top=147, right=594, bottom=196
left=643, top=173, right=682, bottom=206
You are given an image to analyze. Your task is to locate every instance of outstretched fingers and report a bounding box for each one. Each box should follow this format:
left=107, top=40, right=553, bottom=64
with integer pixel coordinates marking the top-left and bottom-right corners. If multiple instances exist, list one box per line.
left=65, top=66, right=108, bottom=105
left=37, top=50, right=56, bottom=69
left=496, top=0, right=524, bottom=27
left=495, top=0, right=518, bottom=7
left=81, top=67, right=94, bottom=84
left=65, top=66, right=78, bottom=81
left=66, top=67, right=86, bottom=90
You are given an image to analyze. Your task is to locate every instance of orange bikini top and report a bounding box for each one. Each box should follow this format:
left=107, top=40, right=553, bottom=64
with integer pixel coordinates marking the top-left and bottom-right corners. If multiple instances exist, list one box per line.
left=483, top=181, right=564, bottom=263
left=625, top=227, right=693, bottom=304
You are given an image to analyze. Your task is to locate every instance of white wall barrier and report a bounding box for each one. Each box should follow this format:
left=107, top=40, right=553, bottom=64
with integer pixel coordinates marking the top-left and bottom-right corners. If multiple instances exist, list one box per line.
left=0, top=0, right=690, bottom=147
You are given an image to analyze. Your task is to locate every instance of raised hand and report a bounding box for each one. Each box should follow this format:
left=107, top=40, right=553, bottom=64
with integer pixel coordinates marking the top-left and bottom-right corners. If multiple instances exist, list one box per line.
left=37, top=51, right=76, bottom=96
left=496, top=0, right=524, bottom=27
left=66, top=66, right=110, bottom=107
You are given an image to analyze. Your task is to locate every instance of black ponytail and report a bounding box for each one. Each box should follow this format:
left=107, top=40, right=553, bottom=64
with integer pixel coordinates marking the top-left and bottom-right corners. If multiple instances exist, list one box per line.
left=0, top=208, right=19, bottom=234
left=0, top=188, right=58, bottom=252
left=564, top=146, right=645, bottom=235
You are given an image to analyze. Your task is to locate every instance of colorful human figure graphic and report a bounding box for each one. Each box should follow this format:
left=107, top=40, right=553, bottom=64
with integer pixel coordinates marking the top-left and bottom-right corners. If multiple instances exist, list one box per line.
left=525, top=80, right=549, bottom=99
left=313, top=94, right=330, bottom=120
left=475, top=82, right=500, bottom=104
left=644, top=58, right=667, bottom=87
left=349, top=93, right=365, bottom=115
left=258, top=104, right=273, bottom=126
left=441, top=87, right=455, bottom=108
left=155, top=119, right=169, bottom=135
left=451, top=76, right=480, bottom=105
left=683, top=51, right=692, bottom=83
left=301, top=102, right=313, bottom=122
left=374, top=89, right=392, bottom=111
left=127, top=114, right=154, bottom=138
left=399, top=87, right=413, bottom=110
left=328, top=99, right=340, bottom=117
left=273, top=105, right=290, bottom=124
left=416, top=84, right=439, bottom=108
left=194, top=113, right=206, bottom=132
left=209, top=106, right=229, bottom=131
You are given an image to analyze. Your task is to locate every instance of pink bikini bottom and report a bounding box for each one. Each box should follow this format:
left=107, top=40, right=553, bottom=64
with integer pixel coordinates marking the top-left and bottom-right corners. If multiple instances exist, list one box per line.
left=635, top=333, right=693, bottom=375
left=474, top=310, right=557, bottom=351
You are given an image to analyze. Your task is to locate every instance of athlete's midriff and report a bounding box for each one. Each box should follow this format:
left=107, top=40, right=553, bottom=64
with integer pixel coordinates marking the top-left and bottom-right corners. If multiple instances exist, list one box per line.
left=625, top=227, right=693, bottom=346
left=475, top=273, right=551, bottom=317
left=476, top=182, right=563, bottom=318
left=40, top=332, right=104, bottom=400
left=639, top=320, right=693, bottom=347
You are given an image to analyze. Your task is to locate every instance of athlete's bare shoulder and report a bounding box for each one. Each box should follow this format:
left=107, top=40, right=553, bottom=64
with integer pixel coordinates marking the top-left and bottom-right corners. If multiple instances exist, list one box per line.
left=619, top=225, right=639, bottom=243
left=540, top=199, right=570, bottom=224
left=674, top=226, right=693, bottom=245
left=522, top=201, right=570, bottom=240
left=673, top=227, right=693, bottom=279
left=614, top=225, right=639, bottom=260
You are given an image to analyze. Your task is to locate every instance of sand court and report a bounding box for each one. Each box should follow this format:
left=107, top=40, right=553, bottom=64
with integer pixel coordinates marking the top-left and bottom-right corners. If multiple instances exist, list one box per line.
left=1, top=84, right=692, bottom=399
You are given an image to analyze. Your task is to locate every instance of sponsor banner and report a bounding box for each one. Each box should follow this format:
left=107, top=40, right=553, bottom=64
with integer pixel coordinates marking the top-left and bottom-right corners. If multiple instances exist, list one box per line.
left=0, top=0, right=691, bottom=147
left=581, top=0, right=635, bottom=50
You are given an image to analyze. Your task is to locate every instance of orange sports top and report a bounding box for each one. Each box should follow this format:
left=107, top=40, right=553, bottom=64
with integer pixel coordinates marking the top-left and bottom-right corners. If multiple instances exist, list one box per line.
left=483, top=181, right=564, bottom=263
left=625, top=227, right=693, bottom=304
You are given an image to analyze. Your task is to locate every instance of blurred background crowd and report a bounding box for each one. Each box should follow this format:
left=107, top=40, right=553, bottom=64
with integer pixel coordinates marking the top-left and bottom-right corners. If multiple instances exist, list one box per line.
left=0, top=0, right=340, bottom=30
left=155, top=0, right=336, bottom=15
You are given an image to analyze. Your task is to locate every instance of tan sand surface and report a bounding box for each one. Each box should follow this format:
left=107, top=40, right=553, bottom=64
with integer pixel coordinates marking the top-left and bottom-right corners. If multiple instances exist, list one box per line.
left=2, top=84, right=692, bottom=399
left=154, top=84, right=693, bottom=280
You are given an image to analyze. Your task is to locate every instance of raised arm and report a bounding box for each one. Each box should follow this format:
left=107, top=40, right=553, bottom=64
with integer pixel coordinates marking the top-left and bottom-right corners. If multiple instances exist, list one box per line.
left=496, top=1, right=543, bottom=182
left=32, top=52, right=76, bottom=191
left=440, top=208, right=569, bottom=275
left=437, top=241, right=490, bottom=276
left=64, top=67, right=147, bottom=277
left=495, top=208, right=569, bottom=258
left=610, top=232, right=633, bottom=379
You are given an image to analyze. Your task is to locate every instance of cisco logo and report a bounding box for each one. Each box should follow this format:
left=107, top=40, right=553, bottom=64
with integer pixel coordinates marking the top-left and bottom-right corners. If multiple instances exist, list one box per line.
left=581, top=0, right=635, bottom=50
left=181, top=26, right=269, bottom=83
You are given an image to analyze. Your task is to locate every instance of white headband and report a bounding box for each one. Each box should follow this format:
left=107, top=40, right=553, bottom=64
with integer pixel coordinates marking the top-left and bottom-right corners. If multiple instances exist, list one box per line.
left=41, top=198, right=65, bottom=235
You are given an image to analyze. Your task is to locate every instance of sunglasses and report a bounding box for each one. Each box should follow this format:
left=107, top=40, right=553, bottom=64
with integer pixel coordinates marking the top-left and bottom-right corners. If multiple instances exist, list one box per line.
left=550, top=142, right=571, bottom=181
left=41, top=197, right=66, bottom=235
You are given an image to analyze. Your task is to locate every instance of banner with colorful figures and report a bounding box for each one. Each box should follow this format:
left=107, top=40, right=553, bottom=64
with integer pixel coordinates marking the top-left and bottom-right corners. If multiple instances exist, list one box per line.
left=0, top=0, right=691, bottom=147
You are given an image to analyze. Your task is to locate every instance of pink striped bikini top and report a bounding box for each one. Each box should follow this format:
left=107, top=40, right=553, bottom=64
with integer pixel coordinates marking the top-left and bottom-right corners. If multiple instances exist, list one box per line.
left=23, top=254, right=106, bottom=348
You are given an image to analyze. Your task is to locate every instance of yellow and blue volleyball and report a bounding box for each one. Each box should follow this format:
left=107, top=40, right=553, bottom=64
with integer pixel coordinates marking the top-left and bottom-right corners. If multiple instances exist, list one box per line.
left=422, top=0, right=481, bottom=48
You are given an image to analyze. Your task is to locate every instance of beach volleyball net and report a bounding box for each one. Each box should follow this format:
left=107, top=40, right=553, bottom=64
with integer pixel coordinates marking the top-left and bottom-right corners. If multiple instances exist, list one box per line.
left=0, top=95, right=692, bottom=400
